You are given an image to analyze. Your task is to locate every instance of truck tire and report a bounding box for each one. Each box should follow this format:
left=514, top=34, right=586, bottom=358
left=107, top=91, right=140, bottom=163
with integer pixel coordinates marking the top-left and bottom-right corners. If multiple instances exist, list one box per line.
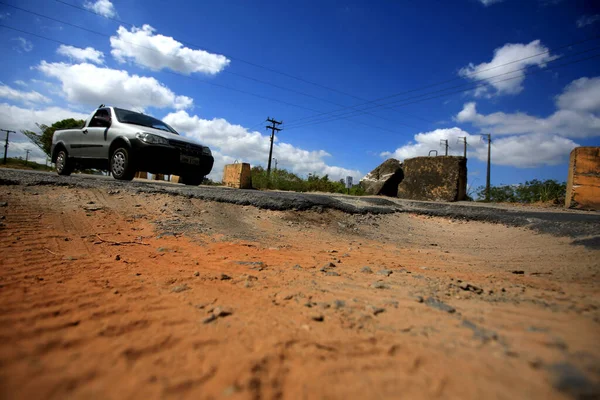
left=110, top=147, right=136, bottom=181
left=56, top=149, right=73, bottom=176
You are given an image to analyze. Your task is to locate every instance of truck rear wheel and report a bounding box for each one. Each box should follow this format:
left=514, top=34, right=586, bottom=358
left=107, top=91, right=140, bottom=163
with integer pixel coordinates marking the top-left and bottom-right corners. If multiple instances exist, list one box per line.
left=181, top=174, right=203, bottom=186
left=110, top=147, right=136, bottom=181
left=56, top=149, right=73, bottom=176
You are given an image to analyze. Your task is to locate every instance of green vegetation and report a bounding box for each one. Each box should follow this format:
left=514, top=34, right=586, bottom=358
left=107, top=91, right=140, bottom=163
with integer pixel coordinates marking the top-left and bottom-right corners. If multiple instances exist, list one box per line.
left=251, top=166, right=365, bottom=195
left=476, top=179, right=566, bottom=204
left=21, top=118, right=85, bottom=156
left=0, top=157, right=53, bottom=171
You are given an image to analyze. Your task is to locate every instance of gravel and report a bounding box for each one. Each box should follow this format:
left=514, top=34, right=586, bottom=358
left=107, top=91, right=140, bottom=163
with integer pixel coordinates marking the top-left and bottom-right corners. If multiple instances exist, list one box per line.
left=2, top=168, right=599, bottom=247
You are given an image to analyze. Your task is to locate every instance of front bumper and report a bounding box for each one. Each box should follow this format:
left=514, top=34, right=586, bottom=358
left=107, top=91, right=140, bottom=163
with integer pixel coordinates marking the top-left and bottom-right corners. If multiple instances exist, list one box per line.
left=130, top=138, right=214, bottom=177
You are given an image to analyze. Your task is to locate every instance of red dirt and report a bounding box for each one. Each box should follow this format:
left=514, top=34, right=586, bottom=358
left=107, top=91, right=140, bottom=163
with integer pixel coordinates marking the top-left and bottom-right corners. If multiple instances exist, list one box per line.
left=0, top=185, right=598, bottom=399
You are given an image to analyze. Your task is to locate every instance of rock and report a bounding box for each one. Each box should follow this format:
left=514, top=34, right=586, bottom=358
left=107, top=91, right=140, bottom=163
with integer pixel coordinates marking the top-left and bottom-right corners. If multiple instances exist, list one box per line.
left=62, top=256, right=77, bottom=261
left=459, top=283, right=484, bottom=295
left=157, top=247, right=168, bottom=253
left=397, top=156, right=467, bottom=202
left=371, top=281, right=388, bottom=289
left=462, top=319, right=498, bottom=342
left=171, top=284, right=190, bottom=293
left=366, top=305, right=386, bottom=315
left=213, top=306, right=232, bottom=317
left=202, top=314, right=217, bottom=324
left=0, top=201, right=7, bottom=207
left=220, top=274, right=232, bottom=280
left=424, top=297, right=456, bottom=313
left=326, top=271, right=340, bottom=277
left=193, top=271, right=200, bottom=277
left=115, top=255, right=121, bottom=261
left=323, top=262, right=336, bottom=269
left=376, top=269, right=393, bottom=277
left=548, top=362, right=599, bottom=399
left=334, top=300, right=345, bottom=309
left=311, top=313, right=324, bottom=322
left=361, top=266, right=373, bottom=274
left=292, top=264, right=302, bottom=270
left=360, top=159, right=404, bottom=196
left=512, top=270, right=525, bottom=275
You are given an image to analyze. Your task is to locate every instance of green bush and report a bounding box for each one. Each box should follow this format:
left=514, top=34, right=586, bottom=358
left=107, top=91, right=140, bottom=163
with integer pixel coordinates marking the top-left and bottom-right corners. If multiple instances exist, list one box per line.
left=476, top=179, right=566, bottom=203
left=251, top=166, right=365, bottom=195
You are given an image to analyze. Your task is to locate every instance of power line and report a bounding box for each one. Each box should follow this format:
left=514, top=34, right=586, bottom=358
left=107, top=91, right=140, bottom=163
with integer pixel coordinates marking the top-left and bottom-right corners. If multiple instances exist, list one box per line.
left=284, top=35, right=600, bottom=127
left=284, top=50, right=600, bottom=131
left=265, top=118, right=282, bottom=178
left=0, top=2, right=423, bottom=132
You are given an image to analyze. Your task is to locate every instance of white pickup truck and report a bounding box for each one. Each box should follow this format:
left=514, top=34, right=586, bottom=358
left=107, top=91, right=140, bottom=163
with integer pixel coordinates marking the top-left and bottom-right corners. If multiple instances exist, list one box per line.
left=51, top=106, right=214, bottom=185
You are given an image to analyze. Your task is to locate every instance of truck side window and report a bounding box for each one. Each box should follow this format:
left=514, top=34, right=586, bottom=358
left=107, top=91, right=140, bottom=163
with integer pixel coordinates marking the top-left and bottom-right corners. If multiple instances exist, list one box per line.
left=89, top=109, right=110, bottom=128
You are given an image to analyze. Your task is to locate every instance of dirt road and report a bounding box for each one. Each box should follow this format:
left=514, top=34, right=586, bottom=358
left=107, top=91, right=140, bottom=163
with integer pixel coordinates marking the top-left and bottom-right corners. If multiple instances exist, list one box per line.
left=0, top=182, right=598, bottom=399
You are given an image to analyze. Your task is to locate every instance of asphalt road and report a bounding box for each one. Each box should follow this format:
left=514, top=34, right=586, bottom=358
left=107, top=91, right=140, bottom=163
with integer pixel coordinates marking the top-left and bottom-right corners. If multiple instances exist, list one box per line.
left=1, top=168, right=599, bottom=247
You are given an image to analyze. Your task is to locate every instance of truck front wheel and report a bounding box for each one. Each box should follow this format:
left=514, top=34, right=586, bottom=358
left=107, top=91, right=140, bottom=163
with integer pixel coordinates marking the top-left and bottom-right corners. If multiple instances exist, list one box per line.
left=56, top=149, right=73, bottom=176
left=110, top=147, right=136, bottom=181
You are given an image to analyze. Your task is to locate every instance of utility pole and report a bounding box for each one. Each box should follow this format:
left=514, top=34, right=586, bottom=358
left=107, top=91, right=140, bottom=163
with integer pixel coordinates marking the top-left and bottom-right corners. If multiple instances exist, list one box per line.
left=458, top=137, right=467, bottom=158
left=25, top=149, right=31, bottom=165
left=265, top=117, right=282, bottom=178
left=440, top=139, right=449, bottom=156
left=1, top=129, right=15, bottom=165
left=272, top=158, right=278, bottom=170
left=481, top=134, right=491, bottom=202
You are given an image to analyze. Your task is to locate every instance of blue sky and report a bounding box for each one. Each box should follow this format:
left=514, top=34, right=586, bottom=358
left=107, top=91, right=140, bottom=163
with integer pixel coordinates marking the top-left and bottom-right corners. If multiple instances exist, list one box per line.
left=0, top=0, right=599, bottom=187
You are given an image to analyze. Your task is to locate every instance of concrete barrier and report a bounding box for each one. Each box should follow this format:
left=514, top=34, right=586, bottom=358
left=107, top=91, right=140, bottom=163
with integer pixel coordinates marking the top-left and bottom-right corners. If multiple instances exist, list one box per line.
left=223, top=163, right=252, bottom=189
left=397, top=156, right=467, bottom=202
left=566, top=147, right=600, bottom=210
left=135, top=171, right=148, bottom=179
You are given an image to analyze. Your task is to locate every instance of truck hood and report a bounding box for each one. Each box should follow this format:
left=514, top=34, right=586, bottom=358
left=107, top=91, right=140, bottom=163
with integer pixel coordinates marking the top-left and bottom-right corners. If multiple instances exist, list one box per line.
left=134, top=126, right=207, bottom=148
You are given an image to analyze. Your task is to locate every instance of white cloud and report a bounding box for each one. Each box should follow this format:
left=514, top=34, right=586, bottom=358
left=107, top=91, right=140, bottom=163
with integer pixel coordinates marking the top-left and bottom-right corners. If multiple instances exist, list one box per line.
left=163, top=111, right=361, bottom=181
left=381, top=127, right=578, bottom=168
left=0, top=102, right=89, bottom=133
left=478, top=0, right=503, bottom=6
left=455, top=76, right=600, bottom=139
left=110, top=25, right=230, bottom=75
left=459, top=40, right=557, bottom=97
left=0, top=84, right=50, bottom=104
left=12, top=37, right=33, bottom=53
left=14, top=80, right=27, bottom=87
left=84, top=0, right=117, bottom=18
left=576, top=14, right=600, bottom=28
left=57, top=45, right=104, bottom=64
left=36, top=61, right=193, bottom=111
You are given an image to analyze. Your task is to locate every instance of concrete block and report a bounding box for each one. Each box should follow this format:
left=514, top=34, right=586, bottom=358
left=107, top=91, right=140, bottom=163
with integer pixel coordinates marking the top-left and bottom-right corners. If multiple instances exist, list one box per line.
left=360, top=159, right=404, bottom=196
left=171, top=175, right=181, bottom=184
left=223, top=163, right=252, bottom=189
left=135, top=171, right=148, bottom=179
left=566, top=147, right=600, bottom=210
left=397, top=156, right=467, bottom=202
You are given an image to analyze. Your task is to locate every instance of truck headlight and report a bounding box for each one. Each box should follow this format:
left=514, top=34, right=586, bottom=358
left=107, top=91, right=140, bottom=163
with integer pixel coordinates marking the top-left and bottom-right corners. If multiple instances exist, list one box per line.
left=202, top=147, right=212, bottom=156
left=136, top=132, right=169, bottom=145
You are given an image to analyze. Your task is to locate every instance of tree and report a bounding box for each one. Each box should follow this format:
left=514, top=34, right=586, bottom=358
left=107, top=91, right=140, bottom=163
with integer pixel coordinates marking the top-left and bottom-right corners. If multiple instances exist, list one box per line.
left=21, top=118, right=85, bottom=157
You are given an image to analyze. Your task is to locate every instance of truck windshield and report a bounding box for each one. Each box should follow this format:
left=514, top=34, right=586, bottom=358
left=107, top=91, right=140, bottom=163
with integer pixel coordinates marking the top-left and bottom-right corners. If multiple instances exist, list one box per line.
left=113, top=108, right=179, bottom=135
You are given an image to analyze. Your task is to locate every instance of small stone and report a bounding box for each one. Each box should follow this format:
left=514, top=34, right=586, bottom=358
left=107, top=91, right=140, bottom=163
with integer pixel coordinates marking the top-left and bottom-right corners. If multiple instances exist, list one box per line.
left=361, top=266, right=373, bottom=274
left=213, top=306, right=232, bottom=317
left=512, top=270, right=525, bottom=275
left=334, top=300, right=345, bottom=309
left=113, top=289, right=119, bottom=294
left=220, top=274, right=232, bottom=280
left=371, top=281, right=388, bottom=289
left=157, top=247, right=168, bottom=252
left=459, top=283, right=484, bottom=295
left=376, top=269, right=393, bottom=277
left=136, top=273, right=141, bottom=276
left=424, top=297, right=456, bottom=313
left=323, top=262, right=336, bottom=269
left=115, top=255, right=121, bottom=261
left=202, top=314, right=217, bottom=324
left=193, top=271, right=200, bottom=277
left=0, top=202, right=7, bottom=207
left=325, top=271, right=340, bottom=277
left=62, top=256, right=77, bottom=261
left=311, top=314, right=324, bottom=322
left=292, top=264, right=302, bottom=270
left=171, top=284, right=190, bottom=293
left=64, top=237, right=70, bottom=242
left=366, top=305, right=385, bottom=315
